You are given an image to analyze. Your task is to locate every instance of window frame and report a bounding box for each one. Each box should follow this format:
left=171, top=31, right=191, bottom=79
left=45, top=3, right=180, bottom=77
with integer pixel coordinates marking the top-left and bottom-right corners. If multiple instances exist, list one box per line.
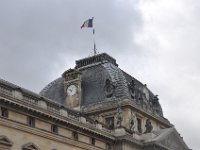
left=51, top=124, right=58, bottom=134
left=0, top=107, right=8, bottom=118
left=91, top=137, right=95, bottom=146
left=72, top=131, right=78, bottom=140
left=27, top=116, right=35, bottom=127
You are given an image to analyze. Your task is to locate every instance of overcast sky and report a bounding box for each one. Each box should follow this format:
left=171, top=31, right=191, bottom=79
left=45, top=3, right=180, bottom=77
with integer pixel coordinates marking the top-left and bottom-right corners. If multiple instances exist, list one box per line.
left=0, top=0, right=199, bottom=149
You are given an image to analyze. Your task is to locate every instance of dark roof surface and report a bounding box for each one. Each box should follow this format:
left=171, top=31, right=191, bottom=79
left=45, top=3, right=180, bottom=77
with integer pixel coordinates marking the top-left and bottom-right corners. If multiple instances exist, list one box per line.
left=40, top=77, right=65, bottom=105
left=39, top=53, right=163, bottom=116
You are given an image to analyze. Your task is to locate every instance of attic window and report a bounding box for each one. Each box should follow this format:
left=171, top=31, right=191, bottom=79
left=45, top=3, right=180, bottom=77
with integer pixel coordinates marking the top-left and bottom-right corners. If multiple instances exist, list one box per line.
left=27, top=116, right=35, bottom=127
left=51, top=125, right=58, bottom=133
left=106, top=143, right=111, bottom=150
left=91, top=138, right=95, bottom=145
left=73, top=131, right=78, bottom=140
left=0, top=107, right=8, bottom=118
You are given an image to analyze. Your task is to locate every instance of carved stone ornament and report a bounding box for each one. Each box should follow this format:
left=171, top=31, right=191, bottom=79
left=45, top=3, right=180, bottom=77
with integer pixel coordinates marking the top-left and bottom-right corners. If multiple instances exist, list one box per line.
left=129, top=112, right=137, bottom=132
left=114, top=105, right=123, bottom=128
left=104, top=79, right=115, bottom=98
left=142, top=84, right=150, bottom=101
left=144, top=119, right=153, bottom=133
left=129, top=79, right=136, bottom=99
left=152, top=95, right=159, bottom=106
left=0, top=135, right=13, bottom=147
left=62, top=69, right=80, bottom=81
left=22, top=142, right=40, bottom=150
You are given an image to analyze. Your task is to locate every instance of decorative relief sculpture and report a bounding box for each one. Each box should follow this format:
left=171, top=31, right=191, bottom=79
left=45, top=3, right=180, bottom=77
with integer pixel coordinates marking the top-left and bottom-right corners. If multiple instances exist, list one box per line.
left=152, top=95, right=159, bottom=106
left=129, top=112, right=137, bottom=133
left=105, top=117, right=114, bottom=129
left=144, top=119, right=153, bottom=133
left=22, top=142, right=40, bottom=150
left=129, top=79, right=136, bottom=99
left=104, top=79, right=115, bottom=98
left=151, top=95, right=163, bottom=115
left=114, top=105, right=123, bottom=128
left=142, top=84, right=150, bottom=101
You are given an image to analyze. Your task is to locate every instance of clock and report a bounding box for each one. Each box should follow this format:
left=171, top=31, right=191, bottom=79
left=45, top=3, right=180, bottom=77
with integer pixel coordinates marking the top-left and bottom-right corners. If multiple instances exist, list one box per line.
left=67, top=84, right=77, bottom=96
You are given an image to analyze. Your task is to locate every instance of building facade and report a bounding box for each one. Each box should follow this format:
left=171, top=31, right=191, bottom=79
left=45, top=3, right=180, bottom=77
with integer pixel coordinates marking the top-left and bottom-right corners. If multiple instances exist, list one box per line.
left=0, top=53, right=190, bottom=150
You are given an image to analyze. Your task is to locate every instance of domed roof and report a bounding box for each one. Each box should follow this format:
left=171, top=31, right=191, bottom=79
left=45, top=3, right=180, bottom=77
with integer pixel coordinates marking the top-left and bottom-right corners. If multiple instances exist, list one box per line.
left=40, top=53, right=163, bottom=116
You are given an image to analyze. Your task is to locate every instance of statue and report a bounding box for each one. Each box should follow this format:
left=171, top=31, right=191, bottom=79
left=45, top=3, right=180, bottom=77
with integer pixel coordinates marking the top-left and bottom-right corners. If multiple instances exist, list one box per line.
left=144, top=119, right=153, bottom=133
left=115, top=105, right=123, bottom=128
left=129, top=112, right=137, bottom=133
left=129, top=79, right=136, bottom=99
left=152, top=95, right=159, bottom=106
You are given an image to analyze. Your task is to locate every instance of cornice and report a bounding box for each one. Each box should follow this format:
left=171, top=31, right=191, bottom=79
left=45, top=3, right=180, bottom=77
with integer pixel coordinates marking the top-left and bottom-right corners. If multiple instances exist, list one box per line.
left=0, top=96, right=114, bottom=141
left=0, top=118, right=105, bottom=150
left=82, top=98, right=172, bottom=127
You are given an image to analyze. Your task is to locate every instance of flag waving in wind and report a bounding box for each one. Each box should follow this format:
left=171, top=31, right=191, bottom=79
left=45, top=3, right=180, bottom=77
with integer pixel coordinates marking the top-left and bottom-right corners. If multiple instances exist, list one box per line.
left=81, top=17, right=97, bottom=55
left=81, top=18, right=93, bottom=29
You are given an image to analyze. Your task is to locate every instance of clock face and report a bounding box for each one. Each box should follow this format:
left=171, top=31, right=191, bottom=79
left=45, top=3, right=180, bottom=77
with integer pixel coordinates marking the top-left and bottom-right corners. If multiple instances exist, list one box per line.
left=67, top=84, right=77, bottom=96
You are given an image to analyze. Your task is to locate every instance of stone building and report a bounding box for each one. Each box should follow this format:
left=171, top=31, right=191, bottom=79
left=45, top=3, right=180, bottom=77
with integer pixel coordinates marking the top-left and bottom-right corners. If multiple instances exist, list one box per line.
left=0, top=53, right=190, bottom=150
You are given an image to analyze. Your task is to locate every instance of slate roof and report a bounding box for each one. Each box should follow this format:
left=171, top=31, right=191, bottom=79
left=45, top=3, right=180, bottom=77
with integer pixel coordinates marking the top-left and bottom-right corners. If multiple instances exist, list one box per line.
left=39, top=53, right=163, bottom=116
left=39, top=77, right=65, bottom=105
left=0, top=78, right=40, bottom=99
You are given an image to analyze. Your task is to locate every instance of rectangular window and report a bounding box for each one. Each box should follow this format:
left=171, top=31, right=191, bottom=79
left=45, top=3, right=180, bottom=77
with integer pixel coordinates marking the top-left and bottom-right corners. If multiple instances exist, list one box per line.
left=27, top=116, right=35, bottom=127
left=106, top=143, right=111, bottom=150
left=73, top=131, right=78, bottom=140
left=91, top=137, right=95, bottom=145
left=137, top=118, right=142, bottom=133
left=0, top=107, right=8, bottom=118
left=51, top=124, right=58, bottom=133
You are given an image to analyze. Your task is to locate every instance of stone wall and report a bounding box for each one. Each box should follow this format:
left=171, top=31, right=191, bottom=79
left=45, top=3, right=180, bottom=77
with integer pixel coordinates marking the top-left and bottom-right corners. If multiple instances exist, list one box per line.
left=0, top=117, right=107, bottom=150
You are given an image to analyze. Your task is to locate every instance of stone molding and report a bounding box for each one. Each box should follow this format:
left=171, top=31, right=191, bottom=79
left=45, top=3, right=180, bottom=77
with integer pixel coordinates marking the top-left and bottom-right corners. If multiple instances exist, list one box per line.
left=83, top=99, right=171, bottom=127
left=0, top=97, right=114, bottom=140
left=0, top=118, right=111, bottom=150
left=0, top=135, right=13, bottom=146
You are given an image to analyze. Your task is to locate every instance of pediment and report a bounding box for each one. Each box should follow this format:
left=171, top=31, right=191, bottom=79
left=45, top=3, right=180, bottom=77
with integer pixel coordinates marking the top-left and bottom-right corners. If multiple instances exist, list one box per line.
left=22, top=143, right=40, bottom=150
left=0, top=135, right=13, bottom=146
left=154, top=128, right=189, bottom=150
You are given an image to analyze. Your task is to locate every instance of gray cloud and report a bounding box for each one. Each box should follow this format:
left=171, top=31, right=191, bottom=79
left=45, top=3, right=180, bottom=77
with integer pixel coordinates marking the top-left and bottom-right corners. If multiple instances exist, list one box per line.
left=0, top=0, right=142, bottom=91
left=0, top=0, right=199, bottom=149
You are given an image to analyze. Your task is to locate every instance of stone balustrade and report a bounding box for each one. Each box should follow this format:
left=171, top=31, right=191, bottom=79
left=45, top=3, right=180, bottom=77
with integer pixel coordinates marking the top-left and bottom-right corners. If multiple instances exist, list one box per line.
left=0, top=84, right=112, bottom=133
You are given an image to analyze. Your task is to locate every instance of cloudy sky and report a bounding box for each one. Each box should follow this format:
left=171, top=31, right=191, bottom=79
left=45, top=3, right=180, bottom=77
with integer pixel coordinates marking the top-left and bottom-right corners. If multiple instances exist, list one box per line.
left=0, top=0, right=199, bottom=149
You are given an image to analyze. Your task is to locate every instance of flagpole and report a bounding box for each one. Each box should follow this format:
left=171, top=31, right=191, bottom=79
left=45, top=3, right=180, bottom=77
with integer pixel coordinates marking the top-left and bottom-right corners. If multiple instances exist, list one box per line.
left=92, top=17, right=97, bottom=55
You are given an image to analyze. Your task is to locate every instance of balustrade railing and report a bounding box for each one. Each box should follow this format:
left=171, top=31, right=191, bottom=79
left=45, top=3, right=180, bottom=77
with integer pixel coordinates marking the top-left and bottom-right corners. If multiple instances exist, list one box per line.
left=47, top=102, right=60, bottom=114
left=0, top=86, right=12, bottom=96
left=23, top=95, right=38, bottom=105
left=0, top=84, right=112, bottom=133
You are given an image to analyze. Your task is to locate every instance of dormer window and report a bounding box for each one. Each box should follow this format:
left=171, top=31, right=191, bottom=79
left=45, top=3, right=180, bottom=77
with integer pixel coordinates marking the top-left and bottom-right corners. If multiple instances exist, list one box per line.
left=105, top=117, right=114, bottom=129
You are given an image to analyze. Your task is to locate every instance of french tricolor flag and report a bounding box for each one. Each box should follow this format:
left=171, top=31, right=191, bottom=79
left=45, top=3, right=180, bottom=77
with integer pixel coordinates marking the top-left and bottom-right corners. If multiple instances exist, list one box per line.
left=81, top=18, right=93, bottom=29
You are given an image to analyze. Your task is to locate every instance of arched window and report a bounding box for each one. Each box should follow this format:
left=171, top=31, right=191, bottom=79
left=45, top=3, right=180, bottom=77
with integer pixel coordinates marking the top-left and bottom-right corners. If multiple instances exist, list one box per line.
left=0, top=135, right=13, bottom=150
left=22, top=143, right=40, bottom=150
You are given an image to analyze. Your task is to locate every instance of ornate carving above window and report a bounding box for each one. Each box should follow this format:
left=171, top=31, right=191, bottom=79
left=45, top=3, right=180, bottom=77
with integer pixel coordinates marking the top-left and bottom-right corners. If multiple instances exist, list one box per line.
left=22, top=142, right=40, bottom=150
left=0, top=135, right=13, bottom=150
left=104, top=79, right=115, bottom=98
